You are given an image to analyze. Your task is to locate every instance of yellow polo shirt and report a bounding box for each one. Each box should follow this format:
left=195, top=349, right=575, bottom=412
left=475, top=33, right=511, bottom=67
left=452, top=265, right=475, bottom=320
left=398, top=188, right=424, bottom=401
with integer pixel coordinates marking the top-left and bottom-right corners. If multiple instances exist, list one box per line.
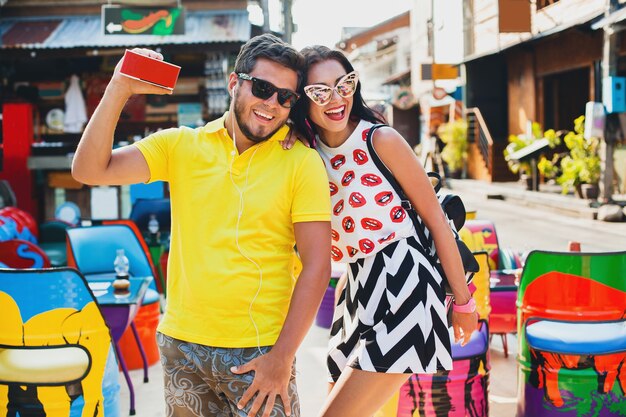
left=134, top=114, right=330, bottom=347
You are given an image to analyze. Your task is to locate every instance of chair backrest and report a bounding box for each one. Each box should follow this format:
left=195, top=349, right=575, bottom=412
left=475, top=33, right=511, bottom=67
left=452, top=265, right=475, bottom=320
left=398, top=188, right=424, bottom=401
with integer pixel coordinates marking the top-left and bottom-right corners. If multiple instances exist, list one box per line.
left=0, top=268, right=112, bottom=416
left=519, top=250, right=626, bottom=324
left=471, top=251, right=491, bottom=320
left=129, top=182, right=165, bottom=204
left=66, top=225, right=154, bottom=290
left=129, top=198, right=171, bottom=232
left=102, top=219, right=159, bottom=281
left=460, top=219, right=501, bottom=271
left=0, top=239, right=51, bottom=268
left=39, top=220, right=72, bottom=243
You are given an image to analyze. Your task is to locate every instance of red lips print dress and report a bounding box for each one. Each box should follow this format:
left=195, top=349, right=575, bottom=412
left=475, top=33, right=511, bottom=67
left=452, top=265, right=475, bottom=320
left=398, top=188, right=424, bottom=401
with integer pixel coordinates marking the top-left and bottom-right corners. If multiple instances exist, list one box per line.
left=317, top=120, right=415, bottom=263
left=317, top=120, right=453, bottom=380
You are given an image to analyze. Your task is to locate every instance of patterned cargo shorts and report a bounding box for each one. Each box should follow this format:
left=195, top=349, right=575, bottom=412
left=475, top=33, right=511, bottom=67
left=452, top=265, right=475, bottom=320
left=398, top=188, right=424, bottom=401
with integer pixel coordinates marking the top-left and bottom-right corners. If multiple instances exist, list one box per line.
left=157, top=332, right=300, bottom=417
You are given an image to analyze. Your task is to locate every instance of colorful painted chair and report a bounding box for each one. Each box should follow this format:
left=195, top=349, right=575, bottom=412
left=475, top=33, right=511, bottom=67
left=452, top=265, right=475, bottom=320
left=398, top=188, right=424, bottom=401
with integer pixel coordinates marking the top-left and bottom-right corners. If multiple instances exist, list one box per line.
left=0, top=239, right=51, bottom=268
left=376, top=253, right=491, bottom=417
left=377, top=320, right=491, bottom=417
left=461, top=219, right=519, bottom=357
left=459, top=219, right=500, bottom=271
left=0, top=268, right=120, bottom=417
left=0, top=206, right=38, bottom=241
left=66, top=225, right=160, bottom=400
left=517, top=250, right=626, bottom=417
left=0, top=214, right=37, bottom=244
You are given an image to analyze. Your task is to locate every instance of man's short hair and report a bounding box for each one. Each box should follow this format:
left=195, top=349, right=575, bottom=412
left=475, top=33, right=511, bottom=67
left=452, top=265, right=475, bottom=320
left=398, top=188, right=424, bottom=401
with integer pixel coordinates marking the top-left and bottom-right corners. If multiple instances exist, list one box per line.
left=234, top=33, right=304, bottom=88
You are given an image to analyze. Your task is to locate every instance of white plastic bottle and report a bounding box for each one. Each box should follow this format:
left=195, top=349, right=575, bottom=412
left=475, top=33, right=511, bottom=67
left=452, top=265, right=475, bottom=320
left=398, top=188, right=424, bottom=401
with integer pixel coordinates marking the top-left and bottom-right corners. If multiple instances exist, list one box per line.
left=148, top=214, right=160, bottom=245
left=113, top=248, right=130, bottom=279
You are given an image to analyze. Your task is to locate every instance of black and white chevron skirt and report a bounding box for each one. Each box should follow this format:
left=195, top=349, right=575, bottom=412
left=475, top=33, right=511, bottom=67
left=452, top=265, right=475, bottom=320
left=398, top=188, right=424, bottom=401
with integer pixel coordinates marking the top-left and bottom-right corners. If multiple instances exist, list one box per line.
left=327, top=235, right=453, bottom=382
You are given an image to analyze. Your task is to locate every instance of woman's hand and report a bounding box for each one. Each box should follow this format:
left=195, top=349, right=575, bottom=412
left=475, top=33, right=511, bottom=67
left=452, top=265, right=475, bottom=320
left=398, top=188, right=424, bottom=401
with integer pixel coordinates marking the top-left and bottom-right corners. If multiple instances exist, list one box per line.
left=281, top=124, right=311, bottom=150
left=451, top=310, right=478, bottom=346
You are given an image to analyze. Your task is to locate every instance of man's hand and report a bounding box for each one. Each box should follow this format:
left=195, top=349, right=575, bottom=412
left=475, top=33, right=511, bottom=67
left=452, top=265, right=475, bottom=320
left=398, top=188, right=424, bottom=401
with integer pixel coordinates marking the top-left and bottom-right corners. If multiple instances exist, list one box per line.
left=451, top=311, right=479, bottom=346
left=231, top=350, right=293, bottom=417
left=110, top=48, right=173, bottom=97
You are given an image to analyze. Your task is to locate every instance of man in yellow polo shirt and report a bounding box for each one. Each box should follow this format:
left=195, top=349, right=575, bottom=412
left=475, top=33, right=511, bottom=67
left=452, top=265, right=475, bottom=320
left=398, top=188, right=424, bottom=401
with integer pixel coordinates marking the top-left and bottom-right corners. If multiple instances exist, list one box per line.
left=72, top=34, right=331, bottom=417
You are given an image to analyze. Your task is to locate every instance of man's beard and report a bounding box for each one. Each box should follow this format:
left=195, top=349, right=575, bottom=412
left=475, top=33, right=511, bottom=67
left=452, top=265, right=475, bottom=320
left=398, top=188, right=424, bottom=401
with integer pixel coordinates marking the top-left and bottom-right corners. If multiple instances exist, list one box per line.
left=233, top=97, right=283, bottom=143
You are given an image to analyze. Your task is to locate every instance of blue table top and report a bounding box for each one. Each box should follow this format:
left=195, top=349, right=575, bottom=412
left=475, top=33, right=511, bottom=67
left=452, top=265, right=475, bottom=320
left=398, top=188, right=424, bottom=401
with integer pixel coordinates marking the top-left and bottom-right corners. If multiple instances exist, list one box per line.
left=85, top=273, right=152, bottom=306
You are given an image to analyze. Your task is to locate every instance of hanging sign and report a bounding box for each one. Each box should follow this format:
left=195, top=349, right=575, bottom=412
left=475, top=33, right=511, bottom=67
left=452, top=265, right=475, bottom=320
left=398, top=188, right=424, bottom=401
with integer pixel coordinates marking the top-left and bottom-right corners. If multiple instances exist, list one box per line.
left=102, top=5, right=185, bottom=35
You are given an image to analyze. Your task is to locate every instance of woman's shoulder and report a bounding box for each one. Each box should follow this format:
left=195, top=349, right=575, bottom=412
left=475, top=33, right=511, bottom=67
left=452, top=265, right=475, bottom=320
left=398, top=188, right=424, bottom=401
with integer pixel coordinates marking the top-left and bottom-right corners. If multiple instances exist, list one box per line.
left=369, top=124, right=405, bottom=148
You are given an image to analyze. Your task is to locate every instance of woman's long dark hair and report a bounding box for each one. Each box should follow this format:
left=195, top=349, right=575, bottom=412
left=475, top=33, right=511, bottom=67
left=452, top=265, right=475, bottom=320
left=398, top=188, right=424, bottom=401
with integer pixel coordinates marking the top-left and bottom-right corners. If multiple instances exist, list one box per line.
left=291, top=46, right=386, bottom=145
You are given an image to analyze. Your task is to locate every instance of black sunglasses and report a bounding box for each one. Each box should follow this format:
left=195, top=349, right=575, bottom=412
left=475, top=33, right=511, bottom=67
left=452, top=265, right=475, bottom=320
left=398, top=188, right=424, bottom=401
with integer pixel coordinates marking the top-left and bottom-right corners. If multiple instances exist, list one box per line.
left=237, top=73, right=300, bottom=108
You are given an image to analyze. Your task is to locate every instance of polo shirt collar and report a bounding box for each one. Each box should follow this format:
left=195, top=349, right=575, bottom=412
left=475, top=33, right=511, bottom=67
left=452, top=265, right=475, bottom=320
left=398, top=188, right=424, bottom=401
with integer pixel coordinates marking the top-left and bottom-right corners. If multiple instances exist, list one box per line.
left=204, top=113, right=289, bottom=143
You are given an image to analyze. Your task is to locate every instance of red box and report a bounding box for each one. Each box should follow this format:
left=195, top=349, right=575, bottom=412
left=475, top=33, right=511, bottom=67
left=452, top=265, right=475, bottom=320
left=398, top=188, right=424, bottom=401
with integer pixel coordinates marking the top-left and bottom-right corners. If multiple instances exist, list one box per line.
left=119, top=49, right=181, bottom=90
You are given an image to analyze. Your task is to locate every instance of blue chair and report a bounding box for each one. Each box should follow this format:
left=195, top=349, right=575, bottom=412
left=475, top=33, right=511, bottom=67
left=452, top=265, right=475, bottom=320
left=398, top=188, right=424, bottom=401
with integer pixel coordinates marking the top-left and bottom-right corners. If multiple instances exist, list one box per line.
left=129, top=198, right=171, bottom=234
left=129, top=182, right=165, bottom=205
left=66, top=224, right=160, bottom=405
left=66, top=224, right=160, bottom=305
left=39, top=220, right=73, bottom=267
left=0, top=268, right=120, bottom=417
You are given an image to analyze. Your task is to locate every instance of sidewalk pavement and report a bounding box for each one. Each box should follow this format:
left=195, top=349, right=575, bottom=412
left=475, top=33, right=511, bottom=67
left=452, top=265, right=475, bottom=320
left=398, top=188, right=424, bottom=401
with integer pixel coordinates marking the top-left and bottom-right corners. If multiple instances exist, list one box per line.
left=121, top=326, right=519, bottom=417
left=447, top=179, right=626, bottom=220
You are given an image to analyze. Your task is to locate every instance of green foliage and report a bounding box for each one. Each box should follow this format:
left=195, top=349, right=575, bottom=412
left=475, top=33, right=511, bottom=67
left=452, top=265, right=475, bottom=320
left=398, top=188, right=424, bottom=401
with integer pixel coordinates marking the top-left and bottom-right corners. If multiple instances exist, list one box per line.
left=437, top=120, right=468, bottom=172
left=538, top=115, right=601, bottom=194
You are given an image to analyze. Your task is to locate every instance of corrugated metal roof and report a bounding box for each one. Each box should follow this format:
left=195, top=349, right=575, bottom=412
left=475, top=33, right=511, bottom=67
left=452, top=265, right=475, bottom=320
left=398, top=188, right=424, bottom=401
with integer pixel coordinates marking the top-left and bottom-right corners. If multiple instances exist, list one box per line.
left=0, top=9, right=250, bottom=49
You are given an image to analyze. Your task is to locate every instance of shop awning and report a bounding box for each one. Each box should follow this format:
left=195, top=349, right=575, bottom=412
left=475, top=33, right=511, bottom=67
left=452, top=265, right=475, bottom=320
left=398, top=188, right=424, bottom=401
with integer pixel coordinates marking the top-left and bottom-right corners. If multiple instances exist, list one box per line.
left=382, top=69, right=410, bottom=86
left=591, top=6, right=626, bottom=30
left=462, top=10, right=604, bottom=64
left=0, top=9, right=250, bottom=49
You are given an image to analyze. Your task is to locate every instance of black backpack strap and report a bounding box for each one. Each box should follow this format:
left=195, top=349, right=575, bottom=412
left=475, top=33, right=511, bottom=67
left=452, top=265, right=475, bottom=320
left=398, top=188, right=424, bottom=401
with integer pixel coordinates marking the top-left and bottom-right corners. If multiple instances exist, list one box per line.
left=364, top=124, right=432, bottom=256
left=364, top=124, right=412, bottom=211
left=364, top=124, right=480, bottom=286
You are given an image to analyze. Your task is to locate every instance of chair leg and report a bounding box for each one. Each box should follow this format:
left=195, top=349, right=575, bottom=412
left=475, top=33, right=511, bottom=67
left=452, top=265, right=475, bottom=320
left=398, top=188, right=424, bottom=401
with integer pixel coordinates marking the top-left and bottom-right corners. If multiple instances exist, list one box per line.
left=130, top=321, right=150, bottom=383
left=501, top=333, right=509, bottom=358
left=114, top=341, right=136, bottom=415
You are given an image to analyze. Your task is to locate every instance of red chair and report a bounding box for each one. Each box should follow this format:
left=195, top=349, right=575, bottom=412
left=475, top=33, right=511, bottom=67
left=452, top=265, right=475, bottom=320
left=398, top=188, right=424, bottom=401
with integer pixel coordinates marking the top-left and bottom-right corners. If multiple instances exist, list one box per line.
left=0, top=240, right=51, bottom=268
left=0, top=206, right=38, bottom=240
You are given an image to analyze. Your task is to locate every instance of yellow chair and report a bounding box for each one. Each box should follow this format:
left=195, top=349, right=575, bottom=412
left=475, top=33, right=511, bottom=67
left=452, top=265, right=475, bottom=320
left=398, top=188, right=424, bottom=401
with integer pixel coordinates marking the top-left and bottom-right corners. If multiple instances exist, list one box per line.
left=0, top=268, right=117, bottom=417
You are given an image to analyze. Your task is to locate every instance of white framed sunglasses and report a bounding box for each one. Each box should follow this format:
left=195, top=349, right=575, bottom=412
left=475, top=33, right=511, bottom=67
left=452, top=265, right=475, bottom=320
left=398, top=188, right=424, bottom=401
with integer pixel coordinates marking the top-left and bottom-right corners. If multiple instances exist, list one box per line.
left=304, top=71, right=359, bottom=106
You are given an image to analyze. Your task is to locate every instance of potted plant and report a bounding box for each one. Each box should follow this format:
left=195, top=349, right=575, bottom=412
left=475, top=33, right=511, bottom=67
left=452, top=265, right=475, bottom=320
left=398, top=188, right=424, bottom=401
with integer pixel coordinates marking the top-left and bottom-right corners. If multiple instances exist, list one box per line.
left=437, top=119, right=468, bottom=178
left=537, top=116, right=600, bottom=198
left=504, top=122, right=560, bottom=190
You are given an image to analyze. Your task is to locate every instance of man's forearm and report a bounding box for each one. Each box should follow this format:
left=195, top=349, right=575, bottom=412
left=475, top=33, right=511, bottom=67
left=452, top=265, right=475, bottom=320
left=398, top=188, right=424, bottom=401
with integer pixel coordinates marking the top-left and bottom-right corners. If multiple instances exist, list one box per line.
left=271, top=264, right=330, bottom=360
left=72, top=84, right=130, bottom=183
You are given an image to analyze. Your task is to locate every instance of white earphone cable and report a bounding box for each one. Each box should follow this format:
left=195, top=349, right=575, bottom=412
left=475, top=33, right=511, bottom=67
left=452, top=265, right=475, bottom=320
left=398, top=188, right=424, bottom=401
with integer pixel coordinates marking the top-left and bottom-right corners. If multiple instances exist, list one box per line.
left=229, top=113, right=264, bottom=355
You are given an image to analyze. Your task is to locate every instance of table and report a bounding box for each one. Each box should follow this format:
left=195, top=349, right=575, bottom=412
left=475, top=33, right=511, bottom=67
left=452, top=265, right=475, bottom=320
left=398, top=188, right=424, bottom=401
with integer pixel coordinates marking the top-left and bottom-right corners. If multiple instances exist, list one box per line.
left=87, top=274, right=151, bottom=340
left=86, top=273, right=152, bottom=416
